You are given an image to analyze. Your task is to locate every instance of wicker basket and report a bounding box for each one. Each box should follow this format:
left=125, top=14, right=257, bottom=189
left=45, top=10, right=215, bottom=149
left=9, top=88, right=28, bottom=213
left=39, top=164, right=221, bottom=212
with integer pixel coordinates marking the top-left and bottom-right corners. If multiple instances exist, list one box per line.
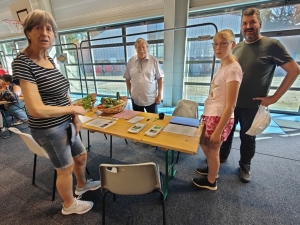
left=98, top=96, right=128, bottom=114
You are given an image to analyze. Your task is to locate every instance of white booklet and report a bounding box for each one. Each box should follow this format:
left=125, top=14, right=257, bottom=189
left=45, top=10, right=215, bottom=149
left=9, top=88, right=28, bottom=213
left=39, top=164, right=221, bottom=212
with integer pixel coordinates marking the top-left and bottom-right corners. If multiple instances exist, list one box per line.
left=128, top=123, right=147, bottom=134
left=144, top=125, right=164, bottom=137
left=78, top=115, right=94, bottom=123
left=127, top=116, right=144, bottom=124
left=163, top=124, right=196, bottom=137
left=85, top=118, right=116, bottom=129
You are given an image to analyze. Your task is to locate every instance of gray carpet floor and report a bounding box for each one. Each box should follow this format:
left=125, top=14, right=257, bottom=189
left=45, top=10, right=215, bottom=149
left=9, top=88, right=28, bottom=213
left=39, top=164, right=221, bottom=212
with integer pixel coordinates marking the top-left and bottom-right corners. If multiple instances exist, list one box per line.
left=0, top=117, right=300, bottom=225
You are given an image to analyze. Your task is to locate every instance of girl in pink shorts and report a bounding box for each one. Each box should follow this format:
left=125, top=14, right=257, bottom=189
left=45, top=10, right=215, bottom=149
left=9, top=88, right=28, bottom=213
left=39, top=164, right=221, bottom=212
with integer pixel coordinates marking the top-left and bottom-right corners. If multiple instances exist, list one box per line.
left=192, top=29, right=243, bottom=190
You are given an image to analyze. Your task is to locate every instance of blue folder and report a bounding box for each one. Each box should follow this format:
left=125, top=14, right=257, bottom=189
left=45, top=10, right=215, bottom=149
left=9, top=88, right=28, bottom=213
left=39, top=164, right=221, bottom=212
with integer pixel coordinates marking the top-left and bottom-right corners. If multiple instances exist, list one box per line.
left=169, top=116, right=200, bottom=127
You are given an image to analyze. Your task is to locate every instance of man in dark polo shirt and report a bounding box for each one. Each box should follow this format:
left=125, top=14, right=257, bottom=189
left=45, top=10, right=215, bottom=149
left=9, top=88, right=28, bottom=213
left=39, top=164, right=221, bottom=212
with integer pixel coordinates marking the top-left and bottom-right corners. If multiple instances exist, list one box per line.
left=220, top=7, right=300, bottom=183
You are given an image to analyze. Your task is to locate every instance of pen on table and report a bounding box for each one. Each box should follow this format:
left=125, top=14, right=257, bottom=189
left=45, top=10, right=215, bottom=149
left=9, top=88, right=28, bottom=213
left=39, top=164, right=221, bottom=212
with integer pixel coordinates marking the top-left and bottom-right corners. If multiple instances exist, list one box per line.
left=146, top=118, right=153, bottom=121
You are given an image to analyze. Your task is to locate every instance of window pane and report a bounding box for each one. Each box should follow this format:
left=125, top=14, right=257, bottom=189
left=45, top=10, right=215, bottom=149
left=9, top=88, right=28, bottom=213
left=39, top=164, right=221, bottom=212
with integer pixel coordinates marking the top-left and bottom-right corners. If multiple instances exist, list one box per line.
left=15, top=40, right=28, bottom=50
left=90, top=29, right=122, bottom=45
left=94, top=65, right=126, bottom=77
left=186, top=13, right=241, bottom=104
left=260, top=4, right=300, bottom=32
left=184, top=85, right=210, bottom=103
left=62, top=49, right=80, bottom=64
left=0, top=42, right=15, bottom=55
left=69, top=80, right=85, bottom=93
left=65, top=65, right=81, bottom=78
left=96, top=81, right=127, bottom=97
left=60, top=32, right=88, bottom=47
left=268, top=89, right=300, bottom=112
left=84, top=65, right=95, bottom=79
left=126, top=23, right=164, bottom=43
left=91, top=46, right=125, bottom=63
left=148, top=43, right=164, bottom=60
left=188, top=13, right=241, bottom=34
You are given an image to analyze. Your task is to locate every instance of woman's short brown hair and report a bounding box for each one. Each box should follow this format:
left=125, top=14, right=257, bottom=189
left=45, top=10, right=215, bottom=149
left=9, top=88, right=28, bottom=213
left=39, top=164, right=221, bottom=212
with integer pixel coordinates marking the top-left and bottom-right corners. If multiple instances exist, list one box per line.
left=23, top=9, right=58, bottom=43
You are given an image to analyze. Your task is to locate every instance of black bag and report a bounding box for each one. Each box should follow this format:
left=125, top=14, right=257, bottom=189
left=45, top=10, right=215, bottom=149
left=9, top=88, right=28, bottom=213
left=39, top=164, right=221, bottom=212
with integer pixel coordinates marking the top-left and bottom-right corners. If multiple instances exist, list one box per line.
left=0, top=90, right=17, bottom=103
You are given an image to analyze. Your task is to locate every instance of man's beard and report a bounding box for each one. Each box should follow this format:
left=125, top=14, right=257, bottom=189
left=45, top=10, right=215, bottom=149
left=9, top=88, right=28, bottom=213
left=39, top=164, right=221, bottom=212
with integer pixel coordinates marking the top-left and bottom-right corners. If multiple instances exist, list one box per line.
left=243, top=28, right=259, bottom=43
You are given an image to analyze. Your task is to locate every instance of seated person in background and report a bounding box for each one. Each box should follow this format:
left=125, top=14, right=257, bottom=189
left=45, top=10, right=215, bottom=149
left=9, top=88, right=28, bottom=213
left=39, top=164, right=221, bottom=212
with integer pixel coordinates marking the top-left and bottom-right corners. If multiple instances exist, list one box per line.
left=0, top=76, right=8, bottom=111
left=0, top=76, right=7, bottom=91
left=0, top=63, right=9, bottom=76
left=2, top=74, right=28, bottom=125
left=0, top=77, right=7, bottom=127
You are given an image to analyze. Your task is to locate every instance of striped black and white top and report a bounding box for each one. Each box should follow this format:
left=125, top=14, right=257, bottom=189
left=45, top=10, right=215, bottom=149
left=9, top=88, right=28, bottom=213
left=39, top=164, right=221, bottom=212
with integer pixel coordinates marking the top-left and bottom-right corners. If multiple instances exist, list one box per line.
left=12, top=53, right=72, bottom=129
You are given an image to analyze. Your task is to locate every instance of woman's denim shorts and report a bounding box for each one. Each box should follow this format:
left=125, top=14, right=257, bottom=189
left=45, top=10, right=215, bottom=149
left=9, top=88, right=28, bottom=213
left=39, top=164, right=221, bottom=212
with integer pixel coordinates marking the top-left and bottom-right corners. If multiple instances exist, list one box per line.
left=30, top=119, right=86, bottom=169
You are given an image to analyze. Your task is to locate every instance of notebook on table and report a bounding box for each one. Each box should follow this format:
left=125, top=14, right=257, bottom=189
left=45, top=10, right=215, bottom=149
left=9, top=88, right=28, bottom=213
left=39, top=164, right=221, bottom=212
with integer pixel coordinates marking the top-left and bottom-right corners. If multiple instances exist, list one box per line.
left=169, top=116, right=200, bottom=127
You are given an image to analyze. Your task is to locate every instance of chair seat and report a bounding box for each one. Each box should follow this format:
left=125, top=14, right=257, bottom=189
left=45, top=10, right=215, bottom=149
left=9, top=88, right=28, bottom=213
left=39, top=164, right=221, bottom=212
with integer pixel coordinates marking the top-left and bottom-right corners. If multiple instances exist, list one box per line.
left=99, top=162, right=166, bottom=225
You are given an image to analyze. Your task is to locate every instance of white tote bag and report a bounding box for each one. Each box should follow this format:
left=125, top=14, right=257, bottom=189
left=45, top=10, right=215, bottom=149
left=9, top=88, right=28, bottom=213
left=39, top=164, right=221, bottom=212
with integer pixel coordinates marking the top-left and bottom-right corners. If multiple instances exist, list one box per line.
left=246, top=105, right=271, bottom=136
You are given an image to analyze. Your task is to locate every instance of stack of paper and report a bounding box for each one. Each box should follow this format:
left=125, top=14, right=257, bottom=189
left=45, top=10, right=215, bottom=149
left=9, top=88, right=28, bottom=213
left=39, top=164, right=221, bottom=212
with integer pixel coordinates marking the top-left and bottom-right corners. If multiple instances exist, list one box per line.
left=127, top=116, right=144, bottom=124
left=78, top=115, right=94, bottom=123
left=163, top=124, right=196, bottom=136
left=85, top=118, right=116, bottom=129
left=112, top=110, right=140, bottom=119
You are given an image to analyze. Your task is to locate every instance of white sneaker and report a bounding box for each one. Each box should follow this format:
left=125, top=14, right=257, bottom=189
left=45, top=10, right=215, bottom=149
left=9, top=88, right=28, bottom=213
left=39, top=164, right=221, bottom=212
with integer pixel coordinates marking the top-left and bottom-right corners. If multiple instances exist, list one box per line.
left=11, top=120, right=24, bottom=126
left=75, top=179, right=101, bottom=195
left=1, top=127, right=7, bottom=132
left=61, top=196, right=93, bottom=215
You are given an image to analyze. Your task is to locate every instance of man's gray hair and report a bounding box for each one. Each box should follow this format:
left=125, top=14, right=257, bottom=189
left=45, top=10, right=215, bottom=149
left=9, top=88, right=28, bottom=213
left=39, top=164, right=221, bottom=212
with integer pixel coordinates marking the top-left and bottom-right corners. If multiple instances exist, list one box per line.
left=134, top=38, right=149, bottom=48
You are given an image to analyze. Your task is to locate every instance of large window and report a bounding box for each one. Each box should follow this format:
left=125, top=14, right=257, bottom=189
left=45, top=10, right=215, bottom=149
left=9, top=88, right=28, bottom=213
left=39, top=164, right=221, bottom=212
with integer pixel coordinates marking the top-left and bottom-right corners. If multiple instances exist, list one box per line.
left=186, top=4, right=300, bottom=113
left=0, top=41, right=16, bottom=73
left=185, top=13, right=242, bottom=103
left=260, top=6, right=300, bottom=32
left=0, top=1, right=299, bottom=114
left=59, top=32, right=89, bottom=94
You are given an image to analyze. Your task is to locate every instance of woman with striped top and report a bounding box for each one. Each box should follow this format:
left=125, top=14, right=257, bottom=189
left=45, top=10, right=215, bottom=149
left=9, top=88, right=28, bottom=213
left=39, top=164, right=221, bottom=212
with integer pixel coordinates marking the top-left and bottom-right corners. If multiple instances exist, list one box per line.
left=12, top=10, right=100, bottom=215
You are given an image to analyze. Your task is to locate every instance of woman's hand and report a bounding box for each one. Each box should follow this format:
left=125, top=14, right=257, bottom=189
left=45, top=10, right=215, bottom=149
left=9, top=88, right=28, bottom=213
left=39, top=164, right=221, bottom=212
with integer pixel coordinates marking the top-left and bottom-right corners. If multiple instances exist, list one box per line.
left=72, top=105, right=86, bottom=115
left=209, top=131, right=222, bottom=145
left=72, top=115, right=82, bottom=135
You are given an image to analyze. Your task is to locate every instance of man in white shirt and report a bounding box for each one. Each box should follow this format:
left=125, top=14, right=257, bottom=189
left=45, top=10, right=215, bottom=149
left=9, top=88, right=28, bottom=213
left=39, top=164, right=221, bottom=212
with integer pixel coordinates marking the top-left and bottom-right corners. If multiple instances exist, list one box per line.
left=123, top=38, right=164, bottom=113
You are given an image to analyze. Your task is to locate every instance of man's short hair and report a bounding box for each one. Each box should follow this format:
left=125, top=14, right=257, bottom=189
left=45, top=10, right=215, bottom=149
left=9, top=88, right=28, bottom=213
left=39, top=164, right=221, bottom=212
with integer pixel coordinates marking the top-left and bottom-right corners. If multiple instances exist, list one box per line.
left=134, top=38, right=149, bottom=48
left=242, top=7, right=262, bottom=24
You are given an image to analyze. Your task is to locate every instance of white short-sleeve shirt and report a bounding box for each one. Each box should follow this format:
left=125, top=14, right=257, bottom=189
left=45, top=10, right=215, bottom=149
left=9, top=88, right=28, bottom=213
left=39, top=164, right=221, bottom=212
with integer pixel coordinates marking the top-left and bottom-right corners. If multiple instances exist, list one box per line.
left=123, top=54, right=164, bottom=106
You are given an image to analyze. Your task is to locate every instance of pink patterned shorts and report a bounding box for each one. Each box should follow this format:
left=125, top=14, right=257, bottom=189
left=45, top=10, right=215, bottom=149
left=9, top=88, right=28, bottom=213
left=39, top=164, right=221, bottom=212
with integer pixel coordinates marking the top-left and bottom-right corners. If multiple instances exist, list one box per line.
left=202, top=116, right=234, bottom=141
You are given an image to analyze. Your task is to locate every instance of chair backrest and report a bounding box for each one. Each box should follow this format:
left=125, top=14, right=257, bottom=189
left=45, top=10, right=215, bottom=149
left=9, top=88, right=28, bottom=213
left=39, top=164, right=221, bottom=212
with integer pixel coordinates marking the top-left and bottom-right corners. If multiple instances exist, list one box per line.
left=172, top=99, right=199, bottom=119
left=99, top=162, right=161, bottom=195
left=8, top=127, right=49, bottom=158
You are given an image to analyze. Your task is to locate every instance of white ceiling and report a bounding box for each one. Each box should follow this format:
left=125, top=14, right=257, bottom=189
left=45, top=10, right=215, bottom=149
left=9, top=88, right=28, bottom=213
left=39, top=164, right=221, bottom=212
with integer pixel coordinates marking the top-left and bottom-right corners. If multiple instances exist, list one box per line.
left=0, top=0, right=272, bottom=41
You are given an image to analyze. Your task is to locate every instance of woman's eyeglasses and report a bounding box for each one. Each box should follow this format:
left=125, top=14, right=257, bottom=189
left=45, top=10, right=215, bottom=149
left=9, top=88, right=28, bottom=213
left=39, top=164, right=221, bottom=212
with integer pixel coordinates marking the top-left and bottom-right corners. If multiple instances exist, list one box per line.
left=212, top=41, right=233, bottom=48
left=33, top=25, right=53, bottom=34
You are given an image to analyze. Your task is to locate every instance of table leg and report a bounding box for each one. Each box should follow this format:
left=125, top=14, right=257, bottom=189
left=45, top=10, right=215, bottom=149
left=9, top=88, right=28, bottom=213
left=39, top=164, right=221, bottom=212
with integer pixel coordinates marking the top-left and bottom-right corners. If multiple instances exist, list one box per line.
left=110, top=135, right=112, bottom=158
left=164, top=149, right=177, bottom=199
left=79, top=131, right=89, bottom=151
left=0, top=110, right=11, bottom=139
left=87, top=130, right=91, bottom=151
